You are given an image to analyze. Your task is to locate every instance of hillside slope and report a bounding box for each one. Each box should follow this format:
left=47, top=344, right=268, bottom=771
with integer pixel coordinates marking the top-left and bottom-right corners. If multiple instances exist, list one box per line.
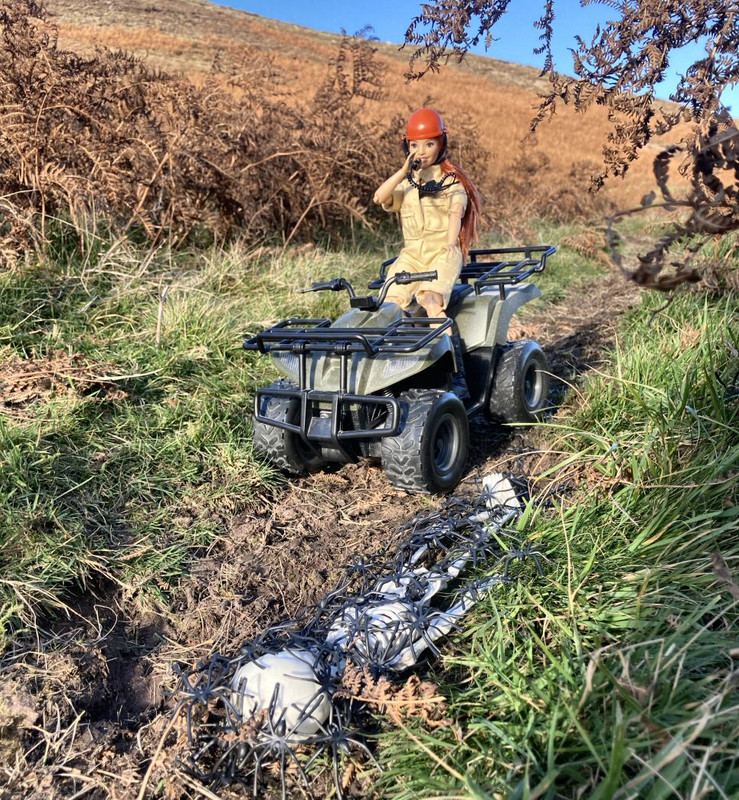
left=42, top=0, right=670, bottom=208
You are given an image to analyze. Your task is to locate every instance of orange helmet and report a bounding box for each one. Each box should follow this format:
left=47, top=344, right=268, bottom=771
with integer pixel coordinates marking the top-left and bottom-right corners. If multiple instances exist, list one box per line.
left=405, top=108, right=445, bottom=140
left=403, top=108, right=448, bottom=164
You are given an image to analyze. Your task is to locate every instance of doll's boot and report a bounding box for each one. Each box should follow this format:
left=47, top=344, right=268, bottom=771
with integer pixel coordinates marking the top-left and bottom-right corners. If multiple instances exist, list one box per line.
left=450, top=333, right=470, bottom=400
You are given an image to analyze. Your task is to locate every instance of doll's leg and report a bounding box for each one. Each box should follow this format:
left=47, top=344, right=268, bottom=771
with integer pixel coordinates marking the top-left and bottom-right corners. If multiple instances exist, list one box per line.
left=416, top=247, right=461, bottom=325
left=417, top=290, right=469, bottom=398
left=385, top=287, right=411, bottom=308
left=416, top=290, right=447, bottom=326
left=384, top=254, right=417, bottom=308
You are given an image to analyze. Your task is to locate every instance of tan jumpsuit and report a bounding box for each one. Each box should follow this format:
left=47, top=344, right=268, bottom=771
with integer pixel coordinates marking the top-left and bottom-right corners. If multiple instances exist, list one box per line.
left=381, top=165, right=468, bottom=309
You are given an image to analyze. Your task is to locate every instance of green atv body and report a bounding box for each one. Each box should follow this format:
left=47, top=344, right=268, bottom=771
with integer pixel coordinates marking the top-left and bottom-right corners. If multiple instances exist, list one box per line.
left=244, top=245, right=555, bottom=494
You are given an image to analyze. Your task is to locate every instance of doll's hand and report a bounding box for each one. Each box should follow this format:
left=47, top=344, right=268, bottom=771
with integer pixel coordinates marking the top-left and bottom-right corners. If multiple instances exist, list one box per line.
left=395, top=152, right=415, bottom=180
left=442, top=243, right=461, bottom=254
left=375, top=154, right=415, bottom=205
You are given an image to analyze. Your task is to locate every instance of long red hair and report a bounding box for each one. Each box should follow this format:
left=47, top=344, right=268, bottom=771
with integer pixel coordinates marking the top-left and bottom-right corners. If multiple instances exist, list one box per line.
left=439, top=154, right=481, bottom=257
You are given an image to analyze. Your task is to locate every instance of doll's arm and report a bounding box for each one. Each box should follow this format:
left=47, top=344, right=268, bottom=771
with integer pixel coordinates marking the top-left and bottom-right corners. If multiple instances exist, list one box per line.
left=373, top=153, right=414, bottom=207
left=445, top=203, right=465, bottom=249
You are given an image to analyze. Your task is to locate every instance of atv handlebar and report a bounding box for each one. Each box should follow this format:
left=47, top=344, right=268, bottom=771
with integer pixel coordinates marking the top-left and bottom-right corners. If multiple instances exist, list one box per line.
left=300, top=270, right=438, bottom=312
left=369, top=245, right=556, bottom=295
left=391, top=270, right=437, bottom=285
left=301, top=278, right=353, bottom=295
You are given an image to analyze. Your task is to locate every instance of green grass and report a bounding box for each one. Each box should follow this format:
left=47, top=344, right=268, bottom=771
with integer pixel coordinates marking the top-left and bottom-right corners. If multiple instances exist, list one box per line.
left=0, top=237, right=383, bottom=639
left=375, top=291, right=738, bottom=798
left=1, top=222, right=607, bottom=643
left=5, top=223, right=735, bottom=799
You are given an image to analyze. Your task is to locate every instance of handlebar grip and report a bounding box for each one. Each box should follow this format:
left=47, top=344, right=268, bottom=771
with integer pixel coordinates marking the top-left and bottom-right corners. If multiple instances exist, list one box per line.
left=394, top=270, right=438, bottom=285
left=300, top=278, right=344, bottom=293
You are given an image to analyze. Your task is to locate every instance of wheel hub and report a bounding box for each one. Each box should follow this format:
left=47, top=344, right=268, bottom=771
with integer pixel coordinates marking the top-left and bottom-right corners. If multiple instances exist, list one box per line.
left=432, top=416, right=458, bottom=476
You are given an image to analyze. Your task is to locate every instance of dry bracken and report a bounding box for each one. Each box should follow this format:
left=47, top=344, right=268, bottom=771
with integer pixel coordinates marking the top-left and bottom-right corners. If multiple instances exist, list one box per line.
left=408, top=0, right=739, bottom=286
left=0, top=1, right=487, bottom=260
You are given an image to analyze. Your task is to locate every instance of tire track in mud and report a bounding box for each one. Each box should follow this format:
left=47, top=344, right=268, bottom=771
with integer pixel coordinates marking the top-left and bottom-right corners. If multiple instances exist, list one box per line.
left=1, top=272, right=641, bottom=800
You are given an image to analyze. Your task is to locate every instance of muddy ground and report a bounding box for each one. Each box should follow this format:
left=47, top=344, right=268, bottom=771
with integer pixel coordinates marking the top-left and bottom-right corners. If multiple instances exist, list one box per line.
left=0, top=272, right=641, bottom=800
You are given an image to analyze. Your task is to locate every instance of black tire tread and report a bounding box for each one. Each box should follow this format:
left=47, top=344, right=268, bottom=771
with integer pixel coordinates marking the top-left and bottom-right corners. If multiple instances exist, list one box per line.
left=252, top=380, right=321, bottom=476
left=487, top=341, right=549, bottom=424
left=382, top=389, right=469, bottom=494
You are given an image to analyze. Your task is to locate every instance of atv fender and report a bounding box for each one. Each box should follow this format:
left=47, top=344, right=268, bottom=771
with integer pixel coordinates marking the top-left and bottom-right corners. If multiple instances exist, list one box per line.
left=451, top=283, right=541, bottom=349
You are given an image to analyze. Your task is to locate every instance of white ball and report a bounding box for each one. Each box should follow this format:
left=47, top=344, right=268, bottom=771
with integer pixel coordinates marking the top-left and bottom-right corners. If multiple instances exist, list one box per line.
left=230, top=649, right=331, bottom=740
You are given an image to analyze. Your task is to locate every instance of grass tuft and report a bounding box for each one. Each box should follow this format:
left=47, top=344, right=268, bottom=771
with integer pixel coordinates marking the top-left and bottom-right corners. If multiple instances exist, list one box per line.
left=376, top=290, right=738, bottom=798
left=0, top=238, right=380, bottom=640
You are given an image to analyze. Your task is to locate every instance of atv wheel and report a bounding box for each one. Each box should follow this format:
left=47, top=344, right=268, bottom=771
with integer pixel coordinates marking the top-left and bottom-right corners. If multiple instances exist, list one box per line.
left=252, top=382, right=324, bottom=476
left=487, top=341, right=549, bottom=424
left=381, top=390, right=469, bottom=494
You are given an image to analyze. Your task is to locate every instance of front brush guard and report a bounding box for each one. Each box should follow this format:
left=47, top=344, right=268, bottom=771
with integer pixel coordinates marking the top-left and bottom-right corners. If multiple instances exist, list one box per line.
left=254, top=384, right=400, bottom=446
left=246, top=316, right=453, bottom=459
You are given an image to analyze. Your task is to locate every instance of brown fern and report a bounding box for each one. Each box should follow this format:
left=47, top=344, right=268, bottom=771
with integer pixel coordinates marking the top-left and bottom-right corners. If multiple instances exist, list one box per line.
left=0, top=5, right=405, bottom=257
left=337, top=662, right=451, bottom=729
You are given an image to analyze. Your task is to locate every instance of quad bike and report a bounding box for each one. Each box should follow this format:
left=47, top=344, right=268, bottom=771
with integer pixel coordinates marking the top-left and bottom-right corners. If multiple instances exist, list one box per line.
left=243, top=245, right=555, bottom=494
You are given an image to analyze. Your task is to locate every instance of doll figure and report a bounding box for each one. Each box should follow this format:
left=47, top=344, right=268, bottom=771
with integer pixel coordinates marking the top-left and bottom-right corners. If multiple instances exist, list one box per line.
left=373, top=108, right=481, bottom=325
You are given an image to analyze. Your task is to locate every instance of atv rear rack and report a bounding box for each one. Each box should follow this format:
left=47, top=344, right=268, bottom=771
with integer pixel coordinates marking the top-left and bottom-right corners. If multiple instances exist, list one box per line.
left=462, top=245, right=555, bottom=299
left=370, top=244, right=555, bottom=300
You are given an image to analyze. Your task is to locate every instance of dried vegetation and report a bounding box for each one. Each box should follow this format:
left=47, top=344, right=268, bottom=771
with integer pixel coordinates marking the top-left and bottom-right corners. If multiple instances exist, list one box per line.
left=0, top=350, right=125, bottom=418
left=406, top=0, right=739, bottom=288
left=339, top=663, right=451, bottom=728
left=0, top=0, right=653, bottom=265
left=0, top=1, right=490, bottom=260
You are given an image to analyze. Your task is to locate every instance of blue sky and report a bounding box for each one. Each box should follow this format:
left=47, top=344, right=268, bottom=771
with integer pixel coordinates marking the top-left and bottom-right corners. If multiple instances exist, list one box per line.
left=211, top=0, right=735, bottom=112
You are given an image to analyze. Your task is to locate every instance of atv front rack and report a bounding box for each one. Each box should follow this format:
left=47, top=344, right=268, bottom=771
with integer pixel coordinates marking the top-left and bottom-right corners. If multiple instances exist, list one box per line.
left=370, top=244, right=555, bottom=301
left=244, top=316, right=452, bottom=359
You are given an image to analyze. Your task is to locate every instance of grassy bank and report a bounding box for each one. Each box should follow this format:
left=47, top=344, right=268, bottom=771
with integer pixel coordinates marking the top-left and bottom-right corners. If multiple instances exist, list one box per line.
left=376, top=291, right=738, bottom=798
left=0, top=228, right=601, bottom=643
left=0, top=239, right=380, bottom=641
left=2, top=224, right=735, bottom=797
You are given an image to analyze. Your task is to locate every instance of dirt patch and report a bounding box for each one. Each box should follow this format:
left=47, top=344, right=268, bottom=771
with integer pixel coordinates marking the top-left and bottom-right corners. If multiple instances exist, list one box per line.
left=0, top=271, right=642, bottom=800
left=0, top=350, right=127, bottom=418
left=167, top=464, right=431, bottom=654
